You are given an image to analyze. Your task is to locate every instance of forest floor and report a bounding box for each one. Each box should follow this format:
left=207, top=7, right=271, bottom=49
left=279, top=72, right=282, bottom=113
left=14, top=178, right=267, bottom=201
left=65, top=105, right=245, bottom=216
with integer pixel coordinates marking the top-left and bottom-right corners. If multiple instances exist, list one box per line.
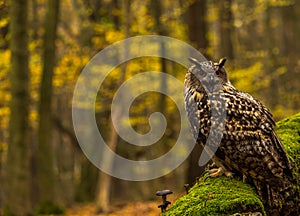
left=66, top=192, right=182, bottom=215
left=66, top=201, right=162, bottom=216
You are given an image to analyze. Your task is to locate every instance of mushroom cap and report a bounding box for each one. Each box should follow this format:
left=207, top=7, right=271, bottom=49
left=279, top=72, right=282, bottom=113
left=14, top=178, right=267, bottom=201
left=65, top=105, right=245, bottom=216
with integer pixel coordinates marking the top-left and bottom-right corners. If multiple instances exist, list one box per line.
left=156, top=189, right=173, bottom=196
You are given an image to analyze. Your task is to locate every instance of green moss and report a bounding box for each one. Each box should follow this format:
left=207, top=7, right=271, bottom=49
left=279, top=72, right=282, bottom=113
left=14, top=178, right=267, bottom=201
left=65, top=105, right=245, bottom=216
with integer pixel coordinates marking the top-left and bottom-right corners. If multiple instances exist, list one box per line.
left=163, top=176, right=264, bottom=216
left=275, top=112, right=300, bottom=181
left=275, top=112, right=300, bottom=198
left=36, top=202, right=65, bottom=215
left=163, top=113, right=300, bottom=216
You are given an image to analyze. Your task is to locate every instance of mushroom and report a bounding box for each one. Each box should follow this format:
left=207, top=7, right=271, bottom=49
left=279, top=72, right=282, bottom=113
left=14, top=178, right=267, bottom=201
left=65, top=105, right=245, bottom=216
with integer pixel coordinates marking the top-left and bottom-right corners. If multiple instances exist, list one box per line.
left=156, top=189, right=173, bottom=213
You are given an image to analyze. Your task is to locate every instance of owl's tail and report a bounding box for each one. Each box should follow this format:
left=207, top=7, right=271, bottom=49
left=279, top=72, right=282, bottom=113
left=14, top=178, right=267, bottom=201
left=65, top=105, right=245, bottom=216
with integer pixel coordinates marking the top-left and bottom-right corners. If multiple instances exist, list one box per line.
left=254, top=178, right=299, bottom=216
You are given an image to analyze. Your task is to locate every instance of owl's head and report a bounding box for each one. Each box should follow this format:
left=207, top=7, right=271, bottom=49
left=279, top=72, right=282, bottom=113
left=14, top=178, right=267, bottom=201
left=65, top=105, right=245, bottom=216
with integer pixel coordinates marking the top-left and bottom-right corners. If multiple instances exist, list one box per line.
left=185, top=57, right=231, bottom=93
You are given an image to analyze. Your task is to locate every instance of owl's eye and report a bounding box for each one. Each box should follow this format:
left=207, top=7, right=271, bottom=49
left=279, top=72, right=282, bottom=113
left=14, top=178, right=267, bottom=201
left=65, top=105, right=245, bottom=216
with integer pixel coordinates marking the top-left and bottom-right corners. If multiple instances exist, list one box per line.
left=216, top=70, right=222, bottom=77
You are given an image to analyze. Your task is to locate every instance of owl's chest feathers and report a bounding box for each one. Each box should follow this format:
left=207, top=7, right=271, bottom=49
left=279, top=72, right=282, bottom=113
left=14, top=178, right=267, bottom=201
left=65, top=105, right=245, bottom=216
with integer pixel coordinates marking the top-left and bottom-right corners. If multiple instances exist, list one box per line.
left=188, top=88, right=257, bottom=146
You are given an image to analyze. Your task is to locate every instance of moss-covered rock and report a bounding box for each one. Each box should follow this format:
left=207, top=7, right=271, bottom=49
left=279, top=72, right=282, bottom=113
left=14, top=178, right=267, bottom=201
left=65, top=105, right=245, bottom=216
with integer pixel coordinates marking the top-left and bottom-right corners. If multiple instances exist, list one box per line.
left=275, top=112, right=300, bottom=182
left=163, top=176, right=265, bottom=216
left=163, top=113, right=300, bottom=216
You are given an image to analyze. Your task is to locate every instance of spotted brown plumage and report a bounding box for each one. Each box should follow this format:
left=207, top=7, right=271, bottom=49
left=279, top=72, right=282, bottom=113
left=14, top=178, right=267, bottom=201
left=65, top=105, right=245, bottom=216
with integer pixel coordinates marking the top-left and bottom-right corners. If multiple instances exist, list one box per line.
left=184, top=57, right=298, bottom=215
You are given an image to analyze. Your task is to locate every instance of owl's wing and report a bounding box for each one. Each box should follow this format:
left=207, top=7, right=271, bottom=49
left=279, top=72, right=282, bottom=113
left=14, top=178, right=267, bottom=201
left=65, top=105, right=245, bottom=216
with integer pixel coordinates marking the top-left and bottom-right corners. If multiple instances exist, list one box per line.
left=222, top=86, right=292, bottom=182
left=184, top=88, right=210, bottom=144
left=184, top=88, right=201, bottom=142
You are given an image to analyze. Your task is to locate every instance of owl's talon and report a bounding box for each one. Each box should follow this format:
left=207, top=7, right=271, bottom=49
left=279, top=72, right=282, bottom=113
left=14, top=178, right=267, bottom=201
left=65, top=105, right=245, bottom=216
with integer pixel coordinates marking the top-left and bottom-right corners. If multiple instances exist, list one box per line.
left=209, top=167, right=224, bottom=178
left=224, top=170, right=234, bottom=178
left=203, top=167, right=223, bottom=181
left=203, top=166, right=234, bottom=180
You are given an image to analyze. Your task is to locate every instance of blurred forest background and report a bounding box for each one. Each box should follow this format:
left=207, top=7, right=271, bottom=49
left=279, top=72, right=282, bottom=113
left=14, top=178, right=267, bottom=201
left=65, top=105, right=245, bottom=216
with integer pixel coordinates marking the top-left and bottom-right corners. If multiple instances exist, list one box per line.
left=1, top=0, right=300, bottom=215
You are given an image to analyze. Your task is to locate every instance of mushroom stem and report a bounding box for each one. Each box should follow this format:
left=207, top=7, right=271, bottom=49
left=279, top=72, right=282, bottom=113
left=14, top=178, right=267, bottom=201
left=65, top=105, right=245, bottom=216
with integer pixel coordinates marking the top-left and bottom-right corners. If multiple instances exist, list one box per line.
left=184, top=184, right=190, bottom=194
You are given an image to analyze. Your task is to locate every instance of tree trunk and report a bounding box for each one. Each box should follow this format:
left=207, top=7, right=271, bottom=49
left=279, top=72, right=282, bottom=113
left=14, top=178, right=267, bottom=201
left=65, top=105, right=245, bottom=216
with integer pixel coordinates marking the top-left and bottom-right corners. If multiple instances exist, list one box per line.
left=280, top=5, right=299, bottom=113
left=186, top=0, right=208, bottom=56
left=37, top=0, right=60, bottom=206
left=5, top=0, right=31, bottom=214
left=219, top=0, right=234, bottom=59
left=186, top=0, right=208, bottom=184
left=95, top=0, right=130, bottom=212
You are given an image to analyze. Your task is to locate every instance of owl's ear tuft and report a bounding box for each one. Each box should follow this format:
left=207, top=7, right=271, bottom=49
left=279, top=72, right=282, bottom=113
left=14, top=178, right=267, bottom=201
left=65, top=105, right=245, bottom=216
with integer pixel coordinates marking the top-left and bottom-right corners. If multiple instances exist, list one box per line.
left=218, top=58, right=227, bottom=68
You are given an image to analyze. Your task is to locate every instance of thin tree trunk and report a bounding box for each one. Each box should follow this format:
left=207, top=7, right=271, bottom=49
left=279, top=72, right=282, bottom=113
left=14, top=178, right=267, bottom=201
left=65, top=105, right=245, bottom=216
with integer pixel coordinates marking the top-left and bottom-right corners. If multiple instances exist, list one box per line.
left=96, top=0, right=130, bottom=212
left=264, top=6, right=279, bottom=112
left=54, top=96, right=76, bottom=205
left=5, top=0, right=31, bottom=214
left=96, top=118, right=119, bottom=213
left=152, top=0, right=167, bottom=114
left=281, top=3, right=300, bottom=112
left=37, top=0, right=60, bottom=205
left=31, top=0, right=39, bottom=40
